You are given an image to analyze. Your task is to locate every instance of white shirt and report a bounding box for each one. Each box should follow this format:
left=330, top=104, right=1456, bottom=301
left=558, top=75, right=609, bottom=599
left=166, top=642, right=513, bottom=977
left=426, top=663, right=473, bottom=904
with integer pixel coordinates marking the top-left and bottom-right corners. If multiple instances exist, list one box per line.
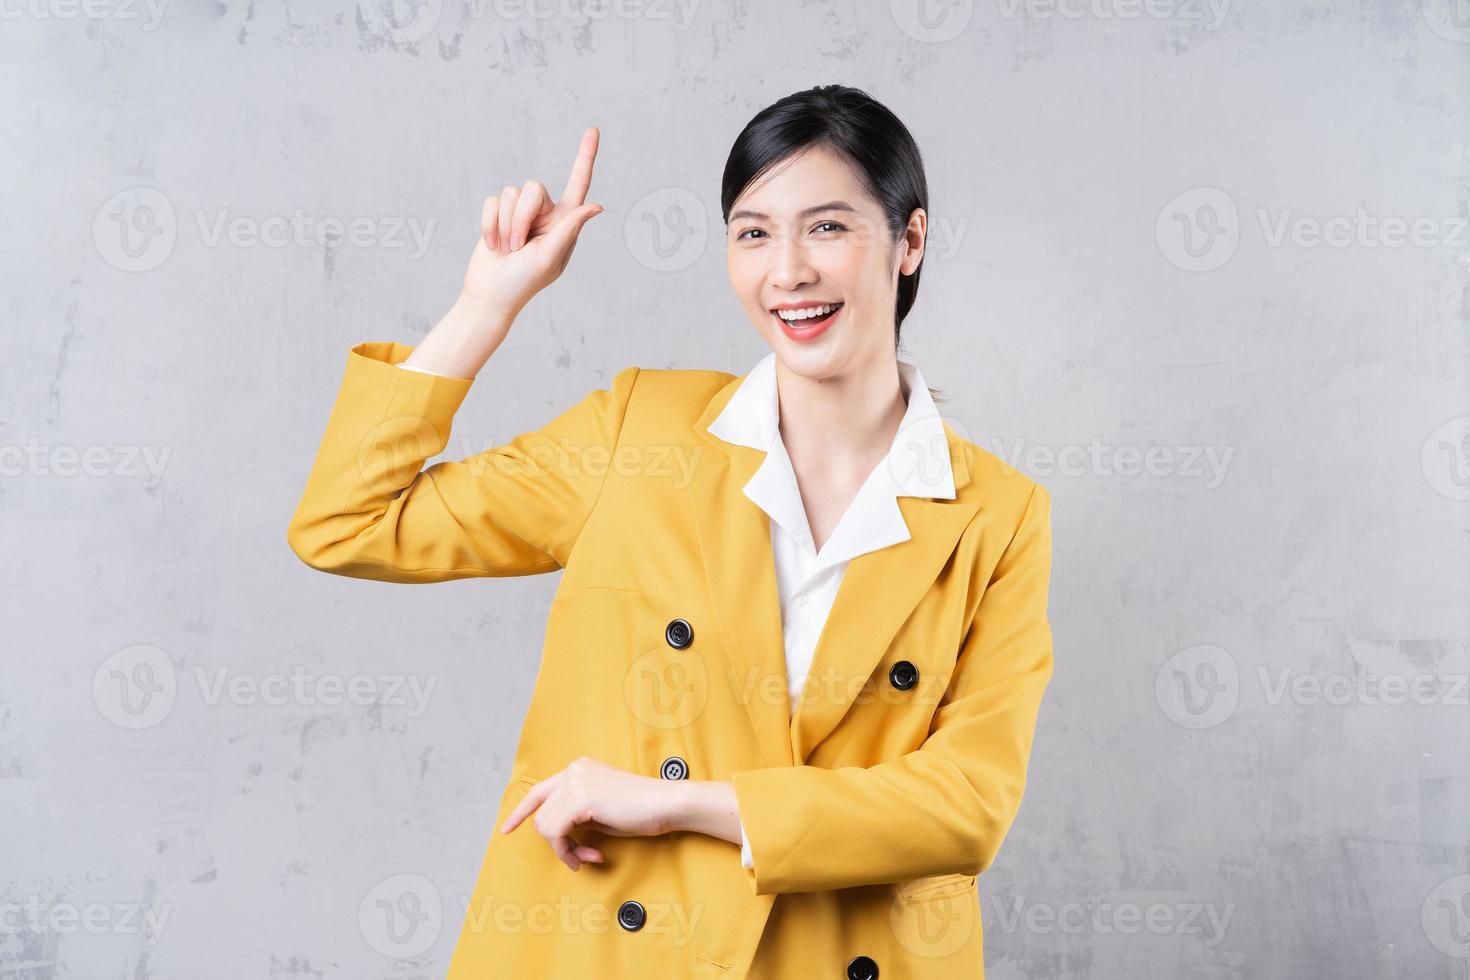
left=701, top=350, right=955, bottom=868
left=397, top=352, right=956, bottom=870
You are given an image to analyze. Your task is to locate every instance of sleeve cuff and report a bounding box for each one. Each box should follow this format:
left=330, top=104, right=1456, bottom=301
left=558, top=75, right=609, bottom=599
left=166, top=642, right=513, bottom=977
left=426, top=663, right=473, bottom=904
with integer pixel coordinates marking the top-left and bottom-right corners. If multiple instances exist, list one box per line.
left=343, top=341, right=475, bottom=420
left=397, top=361, right=458, bottom=378
left=739, top=815, right=753, bottom=869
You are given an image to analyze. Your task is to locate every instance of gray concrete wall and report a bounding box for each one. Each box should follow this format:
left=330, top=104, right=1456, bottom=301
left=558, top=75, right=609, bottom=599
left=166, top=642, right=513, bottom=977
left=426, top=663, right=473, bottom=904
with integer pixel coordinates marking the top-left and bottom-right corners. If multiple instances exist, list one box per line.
left=2, top=2, right=1467, bottom=977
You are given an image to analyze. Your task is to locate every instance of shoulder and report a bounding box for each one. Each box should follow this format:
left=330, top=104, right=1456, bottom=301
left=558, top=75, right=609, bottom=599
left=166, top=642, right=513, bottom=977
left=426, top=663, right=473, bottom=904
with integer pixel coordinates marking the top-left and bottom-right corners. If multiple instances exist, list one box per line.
left=953, top=435, right=1052, bottom=531
left=619, top=365, right=737, bottom=402
left=588, top=365, right=737, bottom=445
left=604, top=364, right=736, bottom=420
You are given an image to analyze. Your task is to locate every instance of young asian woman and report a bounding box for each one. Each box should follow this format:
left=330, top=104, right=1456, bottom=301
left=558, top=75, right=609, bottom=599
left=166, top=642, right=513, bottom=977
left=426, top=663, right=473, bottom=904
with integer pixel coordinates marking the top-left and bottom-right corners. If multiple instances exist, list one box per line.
left=287, top=84, right=1054, bottom=980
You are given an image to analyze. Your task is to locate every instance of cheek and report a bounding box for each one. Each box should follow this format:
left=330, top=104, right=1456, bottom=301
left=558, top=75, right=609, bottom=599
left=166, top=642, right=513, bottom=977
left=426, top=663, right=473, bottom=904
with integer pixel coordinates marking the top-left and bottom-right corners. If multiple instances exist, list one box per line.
left=810, top=243, right=874, bottom=297
left=726, top=252, right=763, bottom=305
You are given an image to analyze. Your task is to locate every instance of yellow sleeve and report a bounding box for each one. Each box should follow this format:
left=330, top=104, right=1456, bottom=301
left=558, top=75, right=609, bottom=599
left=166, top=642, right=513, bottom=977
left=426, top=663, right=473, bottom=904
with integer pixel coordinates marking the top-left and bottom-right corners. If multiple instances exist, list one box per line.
left=730, top=482, right=1054, bottom=895
left=286, top=340, right=640, bottom=582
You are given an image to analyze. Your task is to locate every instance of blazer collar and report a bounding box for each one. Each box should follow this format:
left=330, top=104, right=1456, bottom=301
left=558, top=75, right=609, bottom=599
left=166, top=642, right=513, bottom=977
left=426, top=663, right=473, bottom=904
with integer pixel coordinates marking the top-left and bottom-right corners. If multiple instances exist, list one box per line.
left=706, top=350, right=956, bottom=496
left=687, top=354, right=980, bottom=768
left=706, top=349, right=957, bottom=578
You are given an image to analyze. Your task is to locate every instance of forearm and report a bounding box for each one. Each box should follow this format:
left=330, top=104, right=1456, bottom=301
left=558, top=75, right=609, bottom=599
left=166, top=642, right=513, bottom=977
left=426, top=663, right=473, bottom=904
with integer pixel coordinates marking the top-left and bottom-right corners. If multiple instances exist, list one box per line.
left=730, top=755, right=1004, bottom=894
left=399, top=294, right=517, bottom=379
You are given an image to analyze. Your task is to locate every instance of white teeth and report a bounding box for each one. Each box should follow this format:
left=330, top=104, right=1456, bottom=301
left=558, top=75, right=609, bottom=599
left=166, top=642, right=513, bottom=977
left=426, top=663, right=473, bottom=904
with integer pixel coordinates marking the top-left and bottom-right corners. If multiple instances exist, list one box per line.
left=775, top=303, right=840, bottom=322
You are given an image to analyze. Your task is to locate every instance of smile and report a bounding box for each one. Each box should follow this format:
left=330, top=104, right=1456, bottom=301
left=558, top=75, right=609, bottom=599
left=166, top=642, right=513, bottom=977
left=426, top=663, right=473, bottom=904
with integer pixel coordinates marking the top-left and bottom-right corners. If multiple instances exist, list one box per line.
left=771, top=302, right=844, bottom=342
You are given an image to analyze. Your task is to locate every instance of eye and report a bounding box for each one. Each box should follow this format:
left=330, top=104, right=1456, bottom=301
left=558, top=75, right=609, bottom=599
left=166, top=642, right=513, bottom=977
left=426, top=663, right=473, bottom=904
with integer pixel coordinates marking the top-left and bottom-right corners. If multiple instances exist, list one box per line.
left=813, top=220, right=846, bottom=234
left=736, top=227, right=767, bottom=241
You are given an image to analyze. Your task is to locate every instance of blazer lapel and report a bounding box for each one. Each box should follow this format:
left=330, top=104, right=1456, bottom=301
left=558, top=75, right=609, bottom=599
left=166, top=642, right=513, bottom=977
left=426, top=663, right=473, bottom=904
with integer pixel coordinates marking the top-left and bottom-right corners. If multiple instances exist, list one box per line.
left=688, top=381, right=794, bottom=770
left=687, top=371, right=980, bottom=769
left=788, top=470, right=977, bottom=763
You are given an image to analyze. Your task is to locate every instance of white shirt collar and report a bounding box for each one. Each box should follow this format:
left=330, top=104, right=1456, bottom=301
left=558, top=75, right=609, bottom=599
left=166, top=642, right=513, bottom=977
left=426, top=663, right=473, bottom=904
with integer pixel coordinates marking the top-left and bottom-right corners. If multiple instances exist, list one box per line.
left=707, top=351, right=956, bottom=573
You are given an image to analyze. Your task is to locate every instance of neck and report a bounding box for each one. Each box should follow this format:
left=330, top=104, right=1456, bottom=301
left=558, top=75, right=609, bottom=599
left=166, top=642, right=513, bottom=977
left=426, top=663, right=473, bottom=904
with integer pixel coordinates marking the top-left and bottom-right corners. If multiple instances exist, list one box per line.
left=774, top=354, right=908, bottom=483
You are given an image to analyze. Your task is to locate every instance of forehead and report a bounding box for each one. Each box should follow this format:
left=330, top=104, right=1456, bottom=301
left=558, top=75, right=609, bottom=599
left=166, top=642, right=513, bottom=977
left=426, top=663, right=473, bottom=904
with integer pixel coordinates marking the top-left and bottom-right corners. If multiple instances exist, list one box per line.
left=731, top=145, right=873, bottom=215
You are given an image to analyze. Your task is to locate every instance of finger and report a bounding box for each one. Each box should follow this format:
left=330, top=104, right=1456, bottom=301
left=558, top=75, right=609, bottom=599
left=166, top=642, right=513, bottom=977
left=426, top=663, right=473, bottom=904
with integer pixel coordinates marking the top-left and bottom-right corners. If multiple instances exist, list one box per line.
left=508, top=179, right=548, bottom=251
left=551, top=833, right=602, bottom=868
left=500, top=778, right=552, bottom=834
left=559, top=126, right=599, bottom=208
left=536, top=799, right=595, bottom=869
left=542, top=202, right=604, bottom=257
left=480, top=195, right=501, bottom=252
left=553, top=833, right=582, bottom=871
left=497, top=186, right=519, bottom=255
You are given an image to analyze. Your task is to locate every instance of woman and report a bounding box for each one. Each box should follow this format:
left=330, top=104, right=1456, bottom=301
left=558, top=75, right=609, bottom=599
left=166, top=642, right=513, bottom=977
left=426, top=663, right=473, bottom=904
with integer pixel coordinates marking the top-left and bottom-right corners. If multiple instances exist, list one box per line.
left=287, top=84, right=1053, bottom=980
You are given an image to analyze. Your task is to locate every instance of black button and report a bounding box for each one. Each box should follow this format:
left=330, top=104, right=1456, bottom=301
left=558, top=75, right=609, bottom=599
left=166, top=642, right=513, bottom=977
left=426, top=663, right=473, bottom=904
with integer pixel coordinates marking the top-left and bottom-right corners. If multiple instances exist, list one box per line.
left=846, top=955, right=878, bottom=980
left=665, top=618, right=694, bottom=649
left=889, top=660, right=918, bottom=691
left=659, top=756, right=689, bottom=780
left=617, top=900, right=646, bottom=931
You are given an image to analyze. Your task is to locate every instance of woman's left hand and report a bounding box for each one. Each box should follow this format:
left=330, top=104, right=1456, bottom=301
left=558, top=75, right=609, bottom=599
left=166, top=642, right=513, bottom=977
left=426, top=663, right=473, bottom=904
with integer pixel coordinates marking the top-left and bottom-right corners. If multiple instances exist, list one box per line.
left=499, top=756, right=682, bottom=871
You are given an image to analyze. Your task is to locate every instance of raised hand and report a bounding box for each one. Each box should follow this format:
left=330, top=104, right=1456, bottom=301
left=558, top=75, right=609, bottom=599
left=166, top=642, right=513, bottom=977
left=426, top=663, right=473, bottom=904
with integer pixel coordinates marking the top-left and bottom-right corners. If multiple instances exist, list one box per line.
left=459, top=126, right=606, bottom=320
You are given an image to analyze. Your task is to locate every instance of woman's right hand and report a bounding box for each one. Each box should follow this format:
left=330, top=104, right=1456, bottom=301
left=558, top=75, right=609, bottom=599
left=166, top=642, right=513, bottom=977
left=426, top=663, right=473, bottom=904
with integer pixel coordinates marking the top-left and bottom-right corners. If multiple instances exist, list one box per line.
left=459, top=126, right=606, bottom=320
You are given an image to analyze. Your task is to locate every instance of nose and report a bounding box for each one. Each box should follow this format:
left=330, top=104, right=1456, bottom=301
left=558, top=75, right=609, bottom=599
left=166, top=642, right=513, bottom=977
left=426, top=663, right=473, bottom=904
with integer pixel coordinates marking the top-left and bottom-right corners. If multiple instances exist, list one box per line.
left=767, top=237, right=817, bottom=293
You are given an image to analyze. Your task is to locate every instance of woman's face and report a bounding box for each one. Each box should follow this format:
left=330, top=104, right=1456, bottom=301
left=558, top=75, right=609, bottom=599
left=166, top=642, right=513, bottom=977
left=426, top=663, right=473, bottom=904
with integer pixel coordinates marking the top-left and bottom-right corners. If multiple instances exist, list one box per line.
left=725, top=144, right=925, bottom=380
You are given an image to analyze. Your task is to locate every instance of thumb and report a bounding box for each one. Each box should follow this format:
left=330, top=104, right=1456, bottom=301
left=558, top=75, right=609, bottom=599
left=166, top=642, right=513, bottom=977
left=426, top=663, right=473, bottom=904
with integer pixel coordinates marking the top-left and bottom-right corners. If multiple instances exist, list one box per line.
left=546, top=203, right=604, bottom=253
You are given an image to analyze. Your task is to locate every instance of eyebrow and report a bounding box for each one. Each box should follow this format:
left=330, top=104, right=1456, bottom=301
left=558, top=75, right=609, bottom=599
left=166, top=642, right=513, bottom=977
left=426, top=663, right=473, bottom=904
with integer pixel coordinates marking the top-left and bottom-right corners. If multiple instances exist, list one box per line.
left=727, top=200, right=858, bottom=223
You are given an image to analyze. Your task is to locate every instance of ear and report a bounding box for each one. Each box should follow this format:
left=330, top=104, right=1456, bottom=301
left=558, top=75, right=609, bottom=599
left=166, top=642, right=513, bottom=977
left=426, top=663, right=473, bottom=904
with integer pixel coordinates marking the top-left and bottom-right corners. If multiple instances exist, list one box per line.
left=898, top=207, right=927, bottom=275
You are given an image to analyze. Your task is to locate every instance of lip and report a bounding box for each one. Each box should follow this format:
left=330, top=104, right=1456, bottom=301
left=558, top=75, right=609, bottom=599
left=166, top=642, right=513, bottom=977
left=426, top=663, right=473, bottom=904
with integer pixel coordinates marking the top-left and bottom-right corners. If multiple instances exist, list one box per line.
left=771, top=302, right=843, bottom=343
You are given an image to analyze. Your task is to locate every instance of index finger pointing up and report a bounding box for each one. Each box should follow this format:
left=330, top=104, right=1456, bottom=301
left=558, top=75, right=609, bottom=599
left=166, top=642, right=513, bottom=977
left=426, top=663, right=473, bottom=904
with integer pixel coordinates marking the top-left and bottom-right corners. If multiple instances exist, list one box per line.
left=559, top=126, right=599, bottom=207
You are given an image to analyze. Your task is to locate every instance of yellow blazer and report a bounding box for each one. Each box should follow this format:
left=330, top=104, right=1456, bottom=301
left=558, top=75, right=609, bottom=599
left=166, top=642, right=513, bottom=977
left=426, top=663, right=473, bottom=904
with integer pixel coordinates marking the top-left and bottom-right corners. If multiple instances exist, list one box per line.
left=287, top=341, right=1055, bottom=979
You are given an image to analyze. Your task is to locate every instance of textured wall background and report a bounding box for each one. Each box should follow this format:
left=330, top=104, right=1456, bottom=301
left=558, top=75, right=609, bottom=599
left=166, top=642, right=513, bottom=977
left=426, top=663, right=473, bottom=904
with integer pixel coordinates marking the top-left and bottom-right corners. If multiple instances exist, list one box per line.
left=2, top=1, right=1467, bottom=978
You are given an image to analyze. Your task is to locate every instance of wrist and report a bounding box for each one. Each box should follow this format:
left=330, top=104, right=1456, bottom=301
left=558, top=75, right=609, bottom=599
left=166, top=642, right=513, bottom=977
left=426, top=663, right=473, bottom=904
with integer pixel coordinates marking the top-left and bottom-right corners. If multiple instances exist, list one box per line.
left=453, top=291, right=519, bottom=332
left=663, top=778, right=699, bottom=835
left=665, top=780, right=740, bottom=845
left=400, top=297, right=513, bottom=378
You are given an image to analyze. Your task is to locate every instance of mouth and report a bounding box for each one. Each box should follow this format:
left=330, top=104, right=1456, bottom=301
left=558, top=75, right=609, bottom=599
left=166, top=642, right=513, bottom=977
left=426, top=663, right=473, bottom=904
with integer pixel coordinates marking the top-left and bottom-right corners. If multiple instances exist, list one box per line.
left=770, top=302, right=844, bottom=341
